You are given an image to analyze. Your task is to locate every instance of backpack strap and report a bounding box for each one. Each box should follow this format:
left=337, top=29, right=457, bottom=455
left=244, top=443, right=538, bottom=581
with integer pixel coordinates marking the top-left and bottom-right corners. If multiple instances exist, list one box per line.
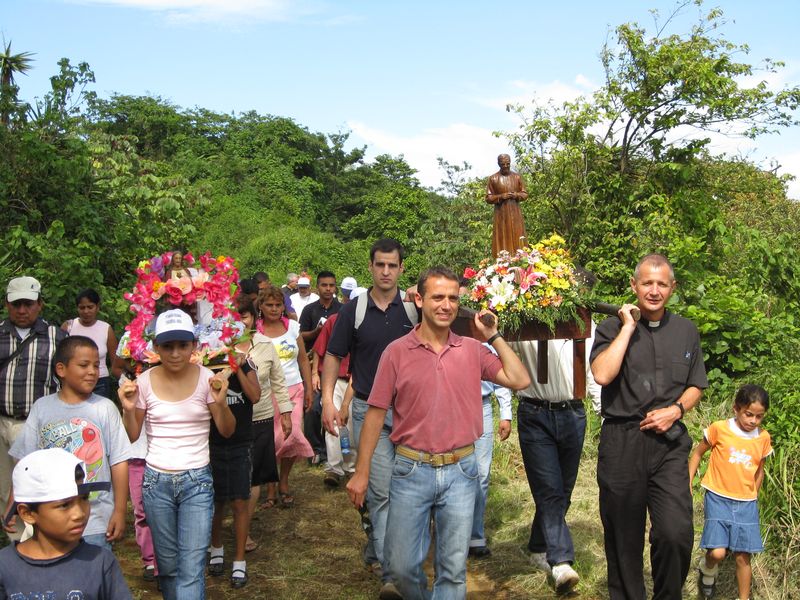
left=354, top=291, right=419, bottom=330
left=0, top=333, right=37, bottom=374
left=354, top=291, right=368, bottom=330
left=403, top=300, right=419, bottom=326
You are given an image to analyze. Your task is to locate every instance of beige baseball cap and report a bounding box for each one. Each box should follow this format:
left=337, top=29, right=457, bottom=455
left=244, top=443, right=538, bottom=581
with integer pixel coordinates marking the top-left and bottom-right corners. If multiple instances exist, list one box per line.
left=6, top=276, right=42, bottom=302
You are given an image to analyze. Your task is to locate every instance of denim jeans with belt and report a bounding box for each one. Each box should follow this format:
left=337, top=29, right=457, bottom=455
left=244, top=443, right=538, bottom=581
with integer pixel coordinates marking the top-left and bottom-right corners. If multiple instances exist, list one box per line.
left=517, top=400, right=586, bottom=565
left=385, top=451, right=478, bottom=600
left=470, top=396, right=495, bottom=548
left=351, top=397, right=395, bottom=581
left=142, top=465, right=214, bottom=600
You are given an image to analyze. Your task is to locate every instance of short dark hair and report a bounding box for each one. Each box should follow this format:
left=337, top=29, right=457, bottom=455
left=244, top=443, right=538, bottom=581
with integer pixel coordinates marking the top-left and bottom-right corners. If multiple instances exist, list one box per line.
left=734, top=384, right=770, bottom=411
left=237, top=296, right=256, bottom=318
left=634, top=254, right=674, bottom=281
left=54, top=336, right=99, bottom=367
left=370, top=238, right=405, bottom=262
left=252, top=271, right=269, bottom=284
left=417, top=267, right=459, bottom=297
left=75, top=288, right=101, bottom=306
left=239, top=278, right=259, bottom=296
left=317, top=271, right=336, bottom=283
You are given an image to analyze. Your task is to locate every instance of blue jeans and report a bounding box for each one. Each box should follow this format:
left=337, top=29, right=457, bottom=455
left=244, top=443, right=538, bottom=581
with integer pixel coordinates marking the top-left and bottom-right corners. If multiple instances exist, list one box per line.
left=142, top=465, right=214, bottom=600
left=517, top=401, right=586, bottom=565
left=351, top=397, right=395, bottom=581
left=470, top=397, right=494, bottom=547
left=385, top=452, right=478, bottom=600
left=83, top=533, right=112, bottom=550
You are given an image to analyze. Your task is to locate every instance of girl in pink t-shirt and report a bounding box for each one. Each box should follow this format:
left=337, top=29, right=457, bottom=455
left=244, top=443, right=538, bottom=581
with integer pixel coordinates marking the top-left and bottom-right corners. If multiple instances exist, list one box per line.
left=689, top=384, right=772, bottom=600
left=119, top=309, right=235, bottom=600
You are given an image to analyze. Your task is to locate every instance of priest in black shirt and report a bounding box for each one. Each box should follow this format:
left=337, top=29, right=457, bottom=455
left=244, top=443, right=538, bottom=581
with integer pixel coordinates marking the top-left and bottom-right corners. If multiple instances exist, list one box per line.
left=591, top=254, right=708, bottom=600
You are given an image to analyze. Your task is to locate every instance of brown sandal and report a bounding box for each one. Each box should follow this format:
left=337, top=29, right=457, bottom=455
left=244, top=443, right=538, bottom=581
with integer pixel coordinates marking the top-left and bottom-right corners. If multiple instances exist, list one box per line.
left=260, top=497, right=278, bottom=510
left=245, top=537, right=258, bottom=553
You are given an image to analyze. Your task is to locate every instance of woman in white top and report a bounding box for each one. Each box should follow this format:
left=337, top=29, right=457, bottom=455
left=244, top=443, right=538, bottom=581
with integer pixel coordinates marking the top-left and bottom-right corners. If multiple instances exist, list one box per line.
left=257, top=284, right=314, bottom=507
left=61, top=288, right=119, bottom=398
left=119, top=309, right=235, bottom=600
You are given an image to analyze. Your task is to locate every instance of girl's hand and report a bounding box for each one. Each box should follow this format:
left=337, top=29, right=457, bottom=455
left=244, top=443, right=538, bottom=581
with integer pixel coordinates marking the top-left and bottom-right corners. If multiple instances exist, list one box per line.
left=303, top=389, right=313, bottom=412
left=209, top=375, right=229, bottom=404
left=118, top=379, right=139, bottom=412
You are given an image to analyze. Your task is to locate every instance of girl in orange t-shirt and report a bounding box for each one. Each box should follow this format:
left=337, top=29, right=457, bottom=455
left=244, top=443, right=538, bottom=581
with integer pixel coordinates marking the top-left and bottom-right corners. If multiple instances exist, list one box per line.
left=689, top=384, right=772, bottom=600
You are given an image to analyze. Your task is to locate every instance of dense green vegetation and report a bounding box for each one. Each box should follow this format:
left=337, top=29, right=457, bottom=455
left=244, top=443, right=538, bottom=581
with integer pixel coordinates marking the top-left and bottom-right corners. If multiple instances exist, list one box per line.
left=2, top=2, right=800, bottom=593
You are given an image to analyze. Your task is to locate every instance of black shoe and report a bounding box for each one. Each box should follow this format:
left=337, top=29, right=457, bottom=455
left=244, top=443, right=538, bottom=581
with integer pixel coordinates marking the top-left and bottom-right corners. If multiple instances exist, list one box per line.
left=323, top=472, right=341, bottom=488
left=231, top=568, right=248, bottom=589
left=468, top=545, right=492, bottom=558
left=143, top=566, right=156, bottom=582
left=698, top=567, right=716, bottom=599
left=208, top=560, right=224, bottom=577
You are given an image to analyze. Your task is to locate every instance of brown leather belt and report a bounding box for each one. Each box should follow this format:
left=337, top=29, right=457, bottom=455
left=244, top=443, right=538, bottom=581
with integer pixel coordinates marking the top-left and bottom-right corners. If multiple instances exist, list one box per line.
left=396, top=444, right=475, bottom=467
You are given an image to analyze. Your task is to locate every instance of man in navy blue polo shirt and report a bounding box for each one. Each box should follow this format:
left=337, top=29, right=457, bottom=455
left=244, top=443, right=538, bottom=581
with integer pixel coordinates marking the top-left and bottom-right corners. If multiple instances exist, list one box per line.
left=321, top=238, right=416, bottom=600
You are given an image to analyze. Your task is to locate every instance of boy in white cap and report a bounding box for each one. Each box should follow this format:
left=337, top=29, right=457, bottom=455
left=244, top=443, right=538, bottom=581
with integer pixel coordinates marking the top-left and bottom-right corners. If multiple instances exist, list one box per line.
left=0, top=448, right=132, bottom=598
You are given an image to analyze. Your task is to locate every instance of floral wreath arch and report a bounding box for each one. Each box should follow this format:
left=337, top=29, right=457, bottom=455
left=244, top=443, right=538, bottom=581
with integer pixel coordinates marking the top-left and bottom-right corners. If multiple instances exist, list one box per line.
left=117, top=251, right=245, bottom=368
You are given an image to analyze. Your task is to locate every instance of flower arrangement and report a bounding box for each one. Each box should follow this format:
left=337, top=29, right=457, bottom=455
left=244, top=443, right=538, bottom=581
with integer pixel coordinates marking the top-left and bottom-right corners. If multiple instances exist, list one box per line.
left=117, top=251, right=245, bottom=369
left=461, top=234, right=584, bottom=333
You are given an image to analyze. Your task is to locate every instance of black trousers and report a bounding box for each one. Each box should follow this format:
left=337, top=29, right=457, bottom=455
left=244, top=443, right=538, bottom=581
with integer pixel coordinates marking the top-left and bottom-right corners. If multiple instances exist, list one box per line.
left=304, top=391, right=326, bottom=457
left=597, top=421, right=693, bottom=600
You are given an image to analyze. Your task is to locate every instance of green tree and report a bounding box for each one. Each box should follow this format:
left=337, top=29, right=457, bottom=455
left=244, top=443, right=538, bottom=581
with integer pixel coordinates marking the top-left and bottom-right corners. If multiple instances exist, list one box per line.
left=0, top=40, right=34, bottom=127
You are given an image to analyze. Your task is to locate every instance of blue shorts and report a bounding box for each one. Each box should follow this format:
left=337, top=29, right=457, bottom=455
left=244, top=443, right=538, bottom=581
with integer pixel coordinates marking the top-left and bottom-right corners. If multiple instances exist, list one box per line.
left=700, top=490, right=763, bottom=553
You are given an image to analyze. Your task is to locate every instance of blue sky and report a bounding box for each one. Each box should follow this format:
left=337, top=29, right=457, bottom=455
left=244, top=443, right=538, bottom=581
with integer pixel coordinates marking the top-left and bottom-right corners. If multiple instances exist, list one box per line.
left=4, top=0, right=799, bottom=196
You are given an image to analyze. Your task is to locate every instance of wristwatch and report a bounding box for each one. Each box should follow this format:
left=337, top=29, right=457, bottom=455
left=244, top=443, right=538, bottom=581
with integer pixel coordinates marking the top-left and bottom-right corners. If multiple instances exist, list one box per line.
left=673, top=401, right=685, bottom=419
left=487, top=332, right=502, bottom=346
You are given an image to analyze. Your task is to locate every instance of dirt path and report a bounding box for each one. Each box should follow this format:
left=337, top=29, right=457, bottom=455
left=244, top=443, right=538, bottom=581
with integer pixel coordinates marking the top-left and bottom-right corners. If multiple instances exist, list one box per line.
left=117, top=461, right=534, bottom=599
left=116, top=450, right=612, bottom=600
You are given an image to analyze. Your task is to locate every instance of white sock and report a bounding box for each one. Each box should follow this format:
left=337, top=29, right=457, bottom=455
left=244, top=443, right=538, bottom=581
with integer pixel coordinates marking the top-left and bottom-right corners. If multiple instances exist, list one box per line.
left=209, top=545, right=224, bottom=564
left=698, top=558, right=718, bottom=584
left=232, top=560, right=246, bottom=573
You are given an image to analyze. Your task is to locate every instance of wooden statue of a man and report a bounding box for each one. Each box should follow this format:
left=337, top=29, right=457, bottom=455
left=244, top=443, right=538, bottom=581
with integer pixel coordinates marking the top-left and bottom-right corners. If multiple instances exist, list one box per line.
left=486, top=153, right=528, bottom=257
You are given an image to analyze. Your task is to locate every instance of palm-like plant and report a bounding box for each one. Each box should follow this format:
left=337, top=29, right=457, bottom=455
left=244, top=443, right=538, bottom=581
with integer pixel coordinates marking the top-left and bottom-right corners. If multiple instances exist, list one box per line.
left=0, top=40, right=35, bottom=126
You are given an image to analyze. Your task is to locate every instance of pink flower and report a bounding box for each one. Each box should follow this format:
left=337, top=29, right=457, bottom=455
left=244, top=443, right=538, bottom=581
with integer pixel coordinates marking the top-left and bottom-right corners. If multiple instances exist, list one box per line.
left=172, top=276, right=193, bottom=294
left=164, top=283, right=184, bottom=306
left=463, top=267, right=477, bottom=279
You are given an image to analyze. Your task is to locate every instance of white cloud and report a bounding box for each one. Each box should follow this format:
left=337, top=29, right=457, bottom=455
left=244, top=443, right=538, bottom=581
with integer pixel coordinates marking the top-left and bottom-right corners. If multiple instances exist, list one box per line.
left=472, top=74, right=597, bottom=113
left=347, top=121, right=510, bottom=191
left=67, top=0, right=320, bottom=23
left=779, top=152, right=800, bottom=200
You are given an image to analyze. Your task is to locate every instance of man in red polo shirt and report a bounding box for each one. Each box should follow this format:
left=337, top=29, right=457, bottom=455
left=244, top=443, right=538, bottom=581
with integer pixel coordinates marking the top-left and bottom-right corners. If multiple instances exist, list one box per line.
left=347, top=266, right=530, bottom=600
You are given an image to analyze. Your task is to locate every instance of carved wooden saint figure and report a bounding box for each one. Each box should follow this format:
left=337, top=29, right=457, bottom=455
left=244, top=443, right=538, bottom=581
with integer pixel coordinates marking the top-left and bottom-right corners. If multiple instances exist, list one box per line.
left=485, top=153, right=528, bottom=257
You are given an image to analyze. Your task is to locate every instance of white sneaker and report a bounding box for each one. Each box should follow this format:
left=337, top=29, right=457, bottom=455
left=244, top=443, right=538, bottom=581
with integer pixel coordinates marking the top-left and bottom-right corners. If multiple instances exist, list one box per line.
left=529, top=552, right=551, bottom=574
left=550, top=563, right=579, bottom=595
